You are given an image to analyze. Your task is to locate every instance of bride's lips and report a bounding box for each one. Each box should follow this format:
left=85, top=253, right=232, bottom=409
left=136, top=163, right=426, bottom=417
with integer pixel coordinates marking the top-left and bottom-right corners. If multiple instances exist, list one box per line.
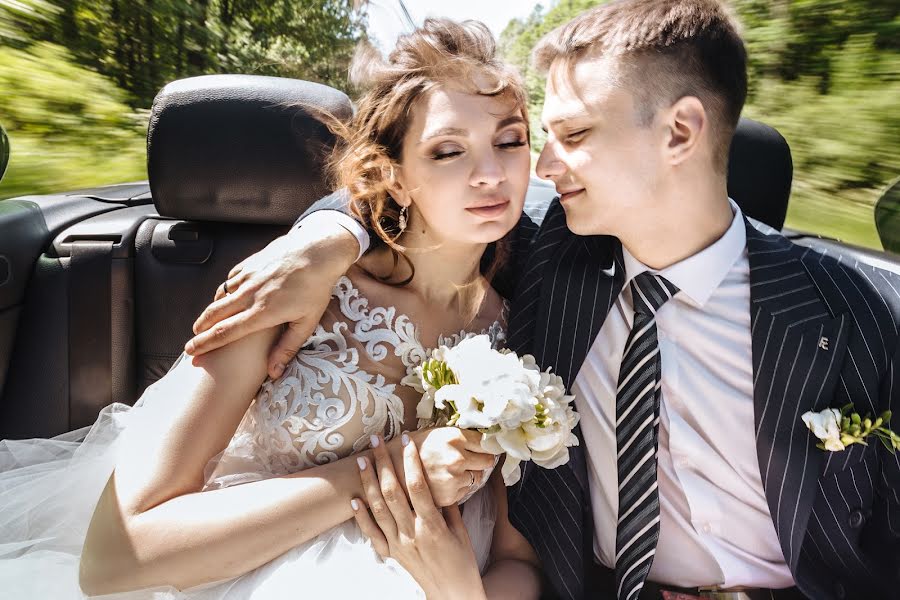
left=466, top=198, right=510, bottom=218
left=559, top=189, right=585, bottom=203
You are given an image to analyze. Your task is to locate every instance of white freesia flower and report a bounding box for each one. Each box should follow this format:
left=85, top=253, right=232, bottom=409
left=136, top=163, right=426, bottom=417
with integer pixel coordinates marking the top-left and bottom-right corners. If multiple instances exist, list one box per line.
left=802, top=408, right=845, bottom=451
left=407, top=334, right=579, bottom=485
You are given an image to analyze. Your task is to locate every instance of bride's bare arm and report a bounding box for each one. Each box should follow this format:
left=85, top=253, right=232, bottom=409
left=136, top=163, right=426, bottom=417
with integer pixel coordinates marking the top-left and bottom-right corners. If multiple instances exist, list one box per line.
left=79, top=330, right=370, bottom=595
left=79, top=330, right=492, bottom=596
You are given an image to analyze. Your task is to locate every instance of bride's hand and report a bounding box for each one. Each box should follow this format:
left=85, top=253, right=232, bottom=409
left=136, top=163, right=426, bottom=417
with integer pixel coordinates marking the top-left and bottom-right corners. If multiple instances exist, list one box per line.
left=353, top=434, right=487, bottom=600
left=185, top=215, right=359, bottom=377
left=387, top=428, right=494, bottom=507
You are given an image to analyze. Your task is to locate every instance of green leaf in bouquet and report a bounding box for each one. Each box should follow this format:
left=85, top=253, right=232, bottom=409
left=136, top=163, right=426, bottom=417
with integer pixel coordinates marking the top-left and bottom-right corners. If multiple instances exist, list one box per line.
left=421, top=359, right=458, bottom=390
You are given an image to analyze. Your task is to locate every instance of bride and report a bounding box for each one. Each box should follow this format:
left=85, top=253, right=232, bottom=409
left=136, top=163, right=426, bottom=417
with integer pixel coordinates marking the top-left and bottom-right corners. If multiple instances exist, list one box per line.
left=0, top=18, right=542, bottom=600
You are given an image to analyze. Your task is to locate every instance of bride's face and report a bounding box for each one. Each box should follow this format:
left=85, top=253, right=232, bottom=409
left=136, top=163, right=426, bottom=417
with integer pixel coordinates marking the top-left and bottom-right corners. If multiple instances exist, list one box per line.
left=393, top=84, right=530, bottom=246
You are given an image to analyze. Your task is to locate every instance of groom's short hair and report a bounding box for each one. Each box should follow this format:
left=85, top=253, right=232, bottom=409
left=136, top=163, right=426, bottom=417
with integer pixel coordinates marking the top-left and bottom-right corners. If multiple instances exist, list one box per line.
left=533, top=0, right=747, bottom=173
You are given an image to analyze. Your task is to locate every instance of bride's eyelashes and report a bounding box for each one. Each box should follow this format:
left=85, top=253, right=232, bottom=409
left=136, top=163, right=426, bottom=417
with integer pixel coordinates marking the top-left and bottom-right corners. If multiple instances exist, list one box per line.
left=431, top=145, right=464, bottom=161
left=495, top=127, right=529, bottom=150
left=428, top=136, right=528, bottom=161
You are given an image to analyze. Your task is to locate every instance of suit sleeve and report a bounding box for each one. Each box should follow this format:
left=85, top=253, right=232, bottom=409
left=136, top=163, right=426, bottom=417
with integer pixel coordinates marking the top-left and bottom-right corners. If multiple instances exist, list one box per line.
left=290, top=189, right=369, bottom=259
left=874, top=332, right=900, bottom=583
left=294, top=188, right=353, bottom=225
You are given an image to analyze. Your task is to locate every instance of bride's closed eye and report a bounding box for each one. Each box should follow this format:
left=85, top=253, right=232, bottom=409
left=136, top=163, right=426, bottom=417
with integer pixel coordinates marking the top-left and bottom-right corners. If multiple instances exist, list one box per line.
left=495, top=128, right=528, bottom=150
left=431, top=143, right=465, bottom=161
left=496, top=139, right=527, bottom=150
left=428, top=127, right=527, bottom=161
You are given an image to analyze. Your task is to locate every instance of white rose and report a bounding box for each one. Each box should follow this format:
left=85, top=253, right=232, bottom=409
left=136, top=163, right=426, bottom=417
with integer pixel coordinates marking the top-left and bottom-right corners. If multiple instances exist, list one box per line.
left=401, top=370, right=425, bottom=394
left=436, top=336, right=540, bottom=428
left=501, top=457, right=523, bottom=486
left=481, top=430, right=529, bottom=486
left=482, top=426, right=530, bottom=465
left=437, top=381, right=494, bottom=429
left=443, top=335, right=511, bottom=382
left=801, top=408, right=845, bottom=451
left=524, top=419, right=579, bottom=469
left=415, top=388, right=437, bottom=421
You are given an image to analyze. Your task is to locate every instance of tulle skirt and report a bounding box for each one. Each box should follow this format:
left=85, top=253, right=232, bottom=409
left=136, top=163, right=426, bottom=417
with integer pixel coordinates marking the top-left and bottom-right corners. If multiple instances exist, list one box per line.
left=0, top=402, right=496, bottom=599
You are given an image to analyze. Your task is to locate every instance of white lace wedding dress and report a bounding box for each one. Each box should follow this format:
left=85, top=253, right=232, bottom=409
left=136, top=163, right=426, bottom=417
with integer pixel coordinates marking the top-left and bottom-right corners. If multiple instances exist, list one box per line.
left=0, top=275, right=506, bottom=599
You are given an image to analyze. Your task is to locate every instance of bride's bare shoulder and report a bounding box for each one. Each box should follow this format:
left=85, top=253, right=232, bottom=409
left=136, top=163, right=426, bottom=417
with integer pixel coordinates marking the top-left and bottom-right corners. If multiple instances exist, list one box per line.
left=340, top=262, right=399, bottom=301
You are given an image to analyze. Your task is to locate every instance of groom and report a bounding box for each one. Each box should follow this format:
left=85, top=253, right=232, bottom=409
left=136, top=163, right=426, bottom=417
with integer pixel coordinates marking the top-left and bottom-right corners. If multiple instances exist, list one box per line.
left=185, top=1, right=900, bottom=598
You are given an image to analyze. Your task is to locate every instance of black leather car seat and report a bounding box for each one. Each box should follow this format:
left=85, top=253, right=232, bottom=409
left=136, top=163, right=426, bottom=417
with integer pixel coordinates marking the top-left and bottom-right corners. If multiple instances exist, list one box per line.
left=728, top=117, right=793, bottom=230
left=135, top=75, right=352, bottom=394
left=0, top=75, right=350, bottom=439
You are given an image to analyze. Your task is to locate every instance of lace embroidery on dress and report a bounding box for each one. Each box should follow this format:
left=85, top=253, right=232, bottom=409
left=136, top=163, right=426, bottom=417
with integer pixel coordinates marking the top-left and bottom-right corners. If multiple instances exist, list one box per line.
left=210, top=276, right=506, bottom=481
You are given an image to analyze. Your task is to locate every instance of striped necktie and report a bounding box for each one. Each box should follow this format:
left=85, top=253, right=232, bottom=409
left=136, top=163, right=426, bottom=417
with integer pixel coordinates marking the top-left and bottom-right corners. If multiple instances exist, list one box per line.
left=615, top=271, right=679, bottom=600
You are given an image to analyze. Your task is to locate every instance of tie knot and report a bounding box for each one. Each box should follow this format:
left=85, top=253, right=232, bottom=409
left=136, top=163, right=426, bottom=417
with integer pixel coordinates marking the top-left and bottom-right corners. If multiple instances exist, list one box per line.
left=630, top=272, right=679, bottom=316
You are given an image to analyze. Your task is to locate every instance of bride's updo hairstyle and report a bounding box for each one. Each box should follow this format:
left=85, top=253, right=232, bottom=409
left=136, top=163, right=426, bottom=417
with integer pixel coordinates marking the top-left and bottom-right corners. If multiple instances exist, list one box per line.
left=327, top=18, right=529, bottom=283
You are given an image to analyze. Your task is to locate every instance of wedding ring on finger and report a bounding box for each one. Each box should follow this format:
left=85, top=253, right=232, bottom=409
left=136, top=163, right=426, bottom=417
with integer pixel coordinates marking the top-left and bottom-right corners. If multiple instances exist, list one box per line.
left=467, top=470, right=477, bottom=492
left=223, top=280, right=230, bottom=294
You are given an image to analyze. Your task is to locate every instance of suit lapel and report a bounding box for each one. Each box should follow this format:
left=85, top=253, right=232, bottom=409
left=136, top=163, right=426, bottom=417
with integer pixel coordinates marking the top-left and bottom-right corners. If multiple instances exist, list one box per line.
left=746, top=218, right=851, bottom=574
left=533, top=235, right=624, bottom=386
left=508, top=199, right=624, bottom=492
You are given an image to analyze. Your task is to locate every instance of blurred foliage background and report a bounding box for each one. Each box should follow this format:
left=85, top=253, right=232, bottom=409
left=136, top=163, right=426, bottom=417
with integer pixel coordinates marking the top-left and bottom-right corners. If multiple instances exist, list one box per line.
left=0, top=0, right=898, bottom=250
left=0, top=0, right=361, bottom=198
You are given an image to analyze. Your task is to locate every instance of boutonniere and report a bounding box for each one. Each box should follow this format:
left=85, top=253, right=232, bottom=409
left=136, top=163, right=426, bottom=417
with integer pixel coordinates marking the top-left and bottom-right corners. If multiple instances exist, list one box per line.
left=802, top=405, right=899, bottom=452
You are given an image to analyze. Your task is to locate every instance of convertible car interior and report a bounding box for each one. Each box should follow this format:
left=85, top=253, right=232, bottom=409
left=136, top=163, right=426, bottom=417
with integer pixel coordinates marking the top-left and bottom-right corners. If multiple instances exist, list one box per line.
left=0, top=74, right=897, bottom=440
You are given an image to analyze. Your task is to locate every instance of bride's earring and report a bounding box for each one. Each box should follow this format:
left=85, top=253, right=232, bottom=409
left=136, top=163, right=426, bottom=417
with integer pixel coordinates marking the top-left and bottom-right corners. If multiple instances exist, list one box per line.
left=398, top=205, right=408, bottom=232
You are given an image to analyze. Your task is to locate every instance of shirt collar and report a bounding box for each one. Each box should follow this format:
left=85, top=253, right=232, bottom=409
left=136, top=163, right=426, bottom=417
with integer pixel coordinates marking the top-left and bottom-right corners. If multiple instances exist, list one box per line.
left=621, top=199, right=746, bottom=308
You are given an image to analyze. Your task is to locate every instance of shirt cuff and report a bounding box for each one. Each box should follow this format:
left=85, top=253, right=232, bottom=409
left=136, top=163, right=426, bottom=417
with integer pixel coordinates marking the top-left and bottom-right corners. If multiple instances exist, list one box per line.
left=295, top=210, right=370, bottom=262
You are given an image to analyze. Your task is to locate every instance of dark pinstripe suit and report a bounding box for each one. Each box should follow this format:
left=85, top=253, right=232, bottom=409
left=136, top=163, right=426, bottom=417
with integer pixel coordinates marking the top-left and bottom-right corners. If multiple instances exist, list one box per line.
left=504, top=197, right=900, bottom=600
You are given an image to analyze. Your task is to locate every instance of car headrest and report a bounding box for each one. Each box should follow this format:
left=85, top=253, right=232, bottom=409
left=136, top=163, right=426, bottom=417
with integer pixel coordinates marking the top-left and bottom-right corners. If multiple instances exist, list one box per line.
left=147, top=74, right=352, bottom=225
left=728, top=118, right=793, bottom=230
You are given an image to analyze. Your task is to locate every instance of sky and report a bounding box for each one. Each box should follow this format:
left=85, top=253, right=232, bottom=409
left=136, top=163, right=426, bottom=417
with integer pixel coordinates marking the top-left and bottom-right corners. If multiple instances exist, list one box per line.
left=364, top=0, right=545, bottom=53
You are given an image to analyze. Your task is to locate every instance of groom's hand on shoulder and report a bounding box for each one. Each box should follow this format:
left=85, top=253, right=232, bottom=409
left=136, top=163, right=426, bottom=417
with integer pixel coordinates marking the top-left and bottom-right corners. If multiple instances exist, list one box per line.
left=184, top=218, right=359, bottom=377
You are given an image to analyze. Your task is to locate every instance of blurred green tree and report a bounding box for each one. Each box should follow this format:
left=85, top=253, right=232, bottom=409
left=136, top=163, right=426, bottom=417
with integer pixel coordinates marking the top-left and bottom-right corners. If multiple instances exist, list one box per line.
left=3, top=0, right=363, bottom=107
left=0, top=41, right=147, bottom=197
left=0, top=0, right=363, bottom=199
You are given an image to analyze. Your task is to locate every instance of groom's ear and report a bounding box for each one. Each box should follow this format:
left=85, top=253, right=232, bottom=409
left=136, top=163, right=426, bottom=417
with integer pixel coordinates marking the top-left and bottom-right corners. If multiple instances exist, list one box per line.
left=663, top=96, right=707, bottom=167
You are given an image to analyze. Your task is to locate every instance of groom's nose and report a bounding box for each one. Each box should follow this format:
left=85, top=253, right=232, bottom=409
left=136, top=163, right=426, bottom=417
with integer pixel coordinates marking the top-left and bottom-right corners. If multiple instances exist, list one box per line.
left=535, top=141, right=566, bottom=181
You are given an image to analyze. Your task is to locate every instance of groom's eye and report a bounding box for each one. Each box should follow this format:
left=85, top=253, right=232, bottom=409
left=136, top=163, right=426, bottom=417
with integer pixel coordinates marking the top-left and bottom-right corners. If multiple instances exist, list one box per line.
left=564, top=129, right=589, bottom=144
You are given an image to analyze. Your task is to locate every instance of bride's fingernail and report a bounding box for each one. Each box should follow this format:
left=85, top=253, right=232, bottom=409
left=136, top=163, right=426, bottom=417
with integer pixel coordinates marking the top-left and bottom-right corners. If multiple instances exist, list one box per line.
left=370, top=435, right=380, bottom=448
left=273, top=363, right=285, bottom=377
left=401, top=433, right=410, bottom=447
left=357, top=457, right=367, bottom=470
left=350, top=499, right=360, bottom=511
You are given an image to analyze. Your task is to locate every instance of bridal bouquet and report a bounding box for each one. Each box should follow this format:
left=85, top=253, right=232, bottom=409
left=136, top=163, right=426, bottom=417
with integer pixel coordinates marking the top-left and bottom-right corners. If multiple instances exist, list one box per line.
left=402, top=334, right=579, bottom=486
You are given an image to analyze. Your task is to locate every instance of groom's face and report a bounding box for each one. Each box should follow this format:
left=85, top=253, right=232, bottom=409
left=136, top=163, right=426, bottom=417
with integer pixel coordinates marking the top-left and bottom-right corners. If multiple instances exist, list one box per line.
left=536, top=55, right=663, bottom=237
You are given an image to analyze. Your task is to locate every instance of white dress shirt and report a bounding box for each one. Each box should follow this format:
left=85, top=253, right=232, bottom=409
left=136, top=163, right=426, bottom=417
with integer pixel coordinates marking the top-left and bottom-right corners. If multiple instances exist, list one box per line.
left=572, top=201, right=794, bottom=588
